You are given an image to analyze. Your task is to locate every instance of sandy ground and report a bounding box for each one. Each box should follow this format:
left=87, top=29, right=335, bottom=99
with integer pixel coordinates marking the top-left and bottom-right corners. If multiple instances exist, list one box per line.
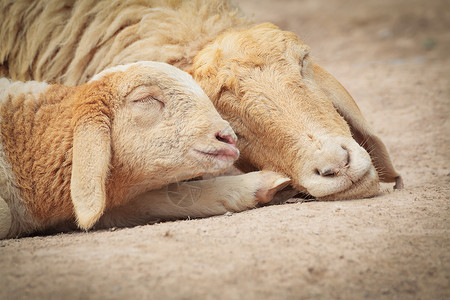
left=1, top=0, right=449, bottom=299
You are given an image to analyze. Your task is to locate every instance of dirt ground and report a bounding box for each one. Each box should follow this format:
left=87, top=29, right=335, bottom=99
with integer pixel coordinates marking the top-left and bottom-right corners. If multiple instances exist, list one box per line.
left=1, top=0, right=449, bottom=299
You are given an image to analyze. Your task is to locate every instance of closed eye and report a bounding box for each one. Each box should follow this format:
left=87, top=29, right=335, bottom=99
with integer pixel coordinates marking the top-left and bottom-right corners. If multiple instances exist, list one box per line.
left=134, top=95, right=154, bottom=103
left=134, top=95, right=164, bottom=107
left=133, top=96, right=165, bottom=109
left=300, top=54, right=310, bottom=76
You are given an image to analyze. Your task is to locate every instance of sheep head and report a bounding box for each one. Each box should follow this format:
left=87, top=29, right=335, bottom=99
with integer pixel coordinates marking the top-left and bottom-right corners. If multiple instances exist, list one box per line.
left=191, top=23, right=402, bottom=200
left=71, top=61, right=238, bottom=229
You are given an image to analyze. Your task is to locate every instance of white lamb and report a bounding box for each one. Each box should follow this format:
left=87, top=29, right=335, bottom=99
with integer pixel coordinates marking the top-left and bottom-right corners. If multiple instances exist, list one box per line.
left=0, top=61, right=290, bottom=239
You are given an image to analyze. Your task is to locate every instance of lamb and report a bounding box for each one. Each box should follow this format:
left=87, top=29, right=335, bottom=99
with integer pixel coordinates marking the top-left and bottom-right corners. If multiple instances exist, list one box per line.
left=0, top=0, right=402, bottom=200
left=0, top=61, right=290, bottom=239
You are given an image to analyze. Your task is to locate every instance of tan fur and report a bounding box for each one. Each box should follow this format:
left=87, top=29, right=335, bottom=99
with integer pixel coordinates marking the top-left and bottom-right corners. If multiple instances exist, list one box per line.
left=1, top=84, right=76, bottom=226
left=0, top=79, right=51, bottom=236
left=0, top=0, right=402, bottom=200
left=191, top=23, right=400, bottom=198
left=0, top=62, right=290, bottom=238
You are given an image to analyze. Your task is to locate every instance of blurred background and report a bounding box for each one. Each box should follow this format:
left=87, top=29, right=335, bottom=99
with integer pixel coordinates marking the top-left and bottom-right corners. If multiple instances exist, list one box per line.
left=239, top=0, right=448, bottom=65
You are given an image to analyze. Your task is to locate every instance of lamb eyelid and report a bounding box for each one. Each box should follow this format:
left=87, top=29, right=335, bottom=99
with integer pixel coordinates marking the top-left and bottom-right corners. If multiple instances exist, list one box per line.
left=300, top=54, right=310, bottom=76
left=301, top=54, right=310, bottom=66
left=134, top=95, right=160, bottom=103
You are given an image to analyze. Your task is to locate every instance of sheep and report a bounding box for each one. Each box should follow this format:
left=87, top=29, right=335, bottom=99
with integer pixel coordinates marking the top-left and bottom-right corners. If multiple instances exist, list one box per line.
left=0, top=0, right=402, bottom=200
left=0, top=61, right=291, bottom=239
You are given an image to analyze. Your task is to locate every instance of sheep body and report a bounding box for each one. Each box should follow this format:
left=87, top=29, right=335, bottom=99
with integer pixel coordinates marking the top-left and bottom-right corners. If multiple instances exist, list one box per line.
left=0, top=0, right=402, bottom=200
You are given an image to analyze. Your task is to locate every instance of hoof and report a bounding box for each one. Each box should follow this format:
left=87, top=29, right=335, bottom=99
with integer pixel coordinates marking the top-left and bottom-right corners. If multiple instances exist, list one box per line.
left=255, top=171, right=292, bottom=204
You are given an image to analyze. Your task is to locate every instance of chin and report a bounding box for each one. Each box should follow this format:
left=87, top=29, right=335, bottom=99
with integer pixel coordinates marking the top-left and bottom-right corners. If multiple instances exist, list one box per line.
left=189, top=147, right=239, bottom=175
left=317, top=168, right=380, bottom=201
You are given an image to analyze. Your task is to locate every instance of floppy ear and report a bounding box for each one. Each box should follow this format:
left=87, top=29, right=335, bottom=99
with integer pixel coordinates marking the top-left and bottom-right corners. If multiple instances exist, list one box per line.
left=312, top=63, right=403, bottom=189
left=70, top=95, right=112, bottom=230
left=189, top=48, right=223, bottom=101
left=189, top=45, right=239, bottom=104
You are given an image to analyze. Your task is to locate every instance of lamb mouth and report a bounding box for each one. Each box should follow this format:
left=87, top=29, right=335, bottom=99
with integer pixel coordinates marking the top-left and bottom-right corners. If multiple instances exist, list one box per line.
left=194, top=147, right=239, bottom=161
left=318, top=168, right=378, bottom=200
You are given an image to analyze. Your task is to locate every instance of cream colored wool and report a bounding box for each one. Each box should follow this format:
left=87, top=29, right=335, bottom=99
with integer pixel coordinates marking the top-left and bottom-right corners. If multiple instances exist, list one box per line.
left=0, top=0, right=251, bottom=85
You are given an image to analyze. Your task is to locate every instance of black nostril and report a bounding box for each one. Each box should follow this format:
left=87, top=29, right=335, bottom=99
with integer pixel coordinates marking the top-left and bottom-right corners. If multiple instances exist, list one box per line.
left=216, top=132, right=235, bottom=145
left=321, top=168, right=337, bottom=177
left=316, top=168, right=338, bottom=177
left=315, top=146, right=349, bottom=177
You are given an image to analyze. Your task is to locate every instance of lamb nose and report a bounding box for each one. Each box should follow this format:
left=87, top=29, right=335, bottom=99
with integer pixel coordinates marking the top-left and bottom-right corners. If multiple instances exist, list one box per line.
left=315, top=147, right=350, bottom=177
left=215, top=130, right=236, bottom=146
left=318, top=168, right=338, bottom=177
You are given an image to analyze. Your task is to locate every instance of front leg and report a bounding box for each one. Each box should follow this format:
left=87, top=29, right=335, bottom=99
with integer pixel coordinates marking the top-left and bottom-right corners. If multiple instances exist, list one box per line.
left=96, top=171, right=291, bottom=229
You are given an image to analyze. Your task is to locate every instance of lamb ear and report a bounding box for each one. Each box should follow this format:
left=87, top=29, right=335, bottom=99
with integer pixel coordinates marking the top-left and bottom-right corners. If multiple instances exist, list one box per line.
left=189, top=47, right=228, bottom=102
left=312, top=63, right=403, bottom=188
left=71, top=115, right=111, bottom=230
